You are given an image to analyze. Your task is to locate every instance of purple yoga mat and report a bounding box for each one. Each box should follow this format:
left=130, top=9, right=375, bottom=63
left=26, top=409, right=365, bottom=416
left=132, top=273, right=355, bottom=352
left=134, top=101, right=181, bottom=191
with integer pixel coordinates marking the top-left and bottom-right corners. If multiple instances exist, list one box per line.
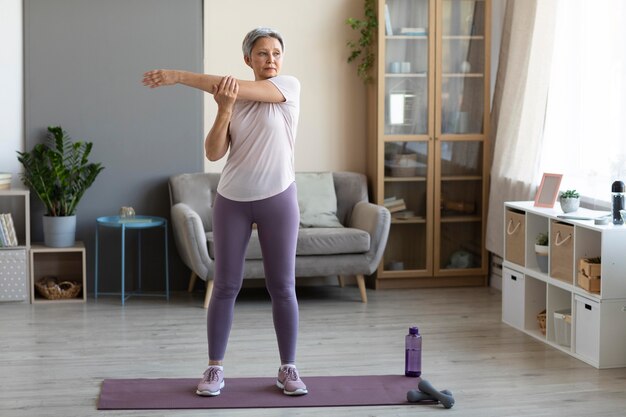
left=98, top=375, right=420, bottom=409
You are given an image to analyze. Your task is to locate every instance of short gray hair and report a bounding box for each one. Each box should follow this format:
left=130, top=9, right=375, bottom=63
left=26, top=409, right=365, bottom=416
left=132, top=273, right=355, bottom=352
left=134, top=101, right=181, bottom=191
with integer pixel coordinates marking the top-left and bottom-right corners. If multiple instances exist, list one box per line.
left=242, top=27, right=284, bottom=58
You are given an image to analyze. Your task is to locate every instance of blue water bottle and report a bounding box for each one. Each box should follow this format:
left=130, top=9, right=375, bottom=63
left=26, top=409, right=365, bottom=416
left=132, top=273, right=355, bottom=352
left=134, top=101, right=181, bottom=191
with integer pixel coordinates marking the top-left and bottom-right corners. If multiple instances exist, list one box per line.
left=405, top=326, right=422, bottom=377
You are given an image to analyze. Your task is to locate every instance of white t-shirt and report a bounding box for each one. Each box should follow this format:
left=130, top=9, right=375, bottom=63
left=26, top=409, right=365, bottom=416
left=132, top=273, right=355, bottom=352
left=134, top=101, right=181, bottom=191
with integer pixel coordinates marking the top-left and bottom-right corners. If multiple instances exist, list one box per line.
left=217, top=75, right=300, bottom=201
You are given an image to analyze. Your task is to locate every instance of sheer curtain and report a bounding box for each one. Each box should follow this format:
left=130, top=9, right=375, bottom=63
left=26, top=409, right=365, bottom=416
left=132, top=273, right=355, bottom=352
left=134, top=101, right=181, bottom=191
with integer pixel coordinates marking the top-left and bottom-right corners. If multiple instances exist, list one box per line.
left=539, top=0, right=626, bottom=208
left=485, top=0, right=558, bottom=257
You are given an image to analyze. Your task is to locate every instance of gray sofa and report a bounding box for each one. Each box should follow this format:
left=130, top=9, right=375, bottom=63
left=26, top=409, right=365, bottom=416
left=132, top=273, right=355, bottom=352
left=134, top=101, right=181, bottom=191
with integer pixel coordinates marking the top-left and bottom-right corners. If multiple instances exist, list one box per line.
left=168, top=172, right=390, bottom=307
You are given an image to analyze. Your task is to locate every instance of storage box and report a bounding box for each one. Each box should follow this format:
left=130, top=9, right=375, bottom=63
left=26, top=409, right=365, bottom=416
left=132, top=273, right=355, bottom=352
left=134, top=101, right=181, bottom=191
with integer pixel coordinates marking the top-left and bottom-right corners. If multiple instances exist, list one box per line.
left=578, top=271, right=601, bottom=293
left=553, top=308, right=572, bottom=347
left=578, top=258, right=601, bottom=277
left=550, top=221, right=574, bottom=283
left=0, top=248, right=28, bottom=302
left=575, top=295, right=600, bottom=363
left=505, top=209, right=525, bottom=267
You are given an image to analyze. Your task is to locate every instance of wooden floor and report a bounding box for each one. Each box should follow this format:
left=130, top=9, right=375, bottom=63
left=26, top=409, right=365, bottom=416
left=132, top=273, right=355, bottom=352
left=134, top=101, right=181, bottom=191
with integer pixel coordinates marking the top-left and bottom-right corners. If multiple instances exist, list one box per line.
left=1, top=284, right=626, bottom=417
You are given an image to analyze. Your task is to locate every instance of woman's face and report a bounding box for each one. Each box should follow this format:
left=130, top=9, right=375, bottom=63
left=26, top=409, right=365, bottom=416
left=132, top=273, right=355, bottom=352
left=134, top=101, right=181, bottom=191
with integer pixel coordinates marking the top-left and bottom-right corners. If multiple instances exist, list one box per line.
left=245, top=36, right=283, bottom=80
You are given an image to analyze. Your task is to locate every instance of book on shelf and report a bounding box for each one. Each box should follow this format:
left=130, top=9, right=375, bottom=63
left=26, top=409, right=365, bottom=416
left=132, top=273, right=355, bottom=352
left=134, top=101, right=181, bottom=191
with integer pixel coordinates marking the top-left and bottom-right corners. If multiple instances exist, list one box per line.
left=384, top=4, right=393, bottom=36
left=0, top=213, right=19, bottom=247
left=383, top=197, right=407, bottom=213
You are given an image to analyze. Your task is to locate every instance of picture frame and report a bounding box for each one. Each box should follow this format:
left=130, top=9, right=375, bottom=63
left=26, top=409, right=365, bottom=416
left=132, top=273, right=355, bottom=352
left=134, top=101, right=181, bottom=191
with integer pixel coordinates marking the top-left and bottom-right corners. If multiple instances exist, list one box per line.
left=534, top=173, right=563, bottom=208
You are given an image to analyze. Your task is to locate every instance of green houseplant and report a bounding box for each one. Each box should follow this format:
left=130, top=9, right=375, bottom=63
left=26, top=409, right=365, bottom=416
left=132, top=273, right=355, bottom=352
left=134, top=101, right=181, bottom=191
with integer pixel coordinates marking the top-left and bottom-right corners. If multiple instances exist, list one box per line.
left=346, top=0, right=378, bottom=83
left=17, top=126, right=104, bottom=247
left=559, top=189, right=580, bottom=213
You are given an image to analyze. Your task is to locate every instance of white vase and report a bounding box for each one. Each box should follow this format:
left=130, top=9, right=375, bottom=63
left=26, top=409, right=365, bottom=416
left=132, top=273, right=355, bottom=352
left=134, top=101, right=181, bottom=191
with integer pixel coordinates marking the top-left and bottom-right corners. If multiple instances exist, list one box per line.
left=560, top=197, right=580, bottom=213
left=535, top=244, right=549, bottom=273
left=43, top=215, right=76, bottom=247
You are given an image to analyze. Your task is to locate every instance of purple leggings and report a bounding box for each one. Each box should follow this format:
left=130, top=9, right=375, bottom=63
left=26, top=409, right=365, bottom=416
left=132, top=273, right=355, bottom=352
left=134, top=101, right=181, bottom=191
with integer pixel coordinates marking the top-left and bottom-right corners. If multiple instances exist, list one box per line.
left=208, top=183, right=300, bottom=363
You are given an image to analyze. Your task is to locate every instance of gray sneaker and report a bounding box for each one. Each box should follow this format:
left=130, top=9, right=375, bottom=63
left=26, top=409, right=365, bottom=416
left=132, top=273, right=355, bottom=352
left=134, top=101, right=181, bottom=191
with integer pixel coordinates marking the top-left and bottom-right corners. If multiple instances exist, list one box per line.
left=276, top=365, right=308, bottom=396
left=196, top=366, right=224, bottom=396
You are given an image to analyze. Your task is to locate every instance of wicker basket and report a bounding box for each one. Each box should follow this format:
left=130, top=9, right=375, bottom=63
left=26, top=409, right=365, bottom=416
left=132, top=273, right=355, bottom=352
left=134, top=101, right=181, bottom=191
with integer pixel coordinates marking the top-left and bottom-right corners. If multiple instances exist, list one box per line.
left=537, top=309, right=547, bottom=335
left=35, top=276, right=82, bottom=300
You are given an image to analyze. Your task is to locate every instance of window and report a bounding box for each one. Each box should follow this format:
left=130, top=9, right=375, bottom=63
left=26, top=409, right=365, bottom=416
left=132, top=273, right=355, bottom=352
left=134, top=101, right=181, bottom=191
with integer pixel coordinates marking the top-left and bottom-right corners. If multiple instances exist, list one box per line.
left=539, top=0, right=626, bottom=206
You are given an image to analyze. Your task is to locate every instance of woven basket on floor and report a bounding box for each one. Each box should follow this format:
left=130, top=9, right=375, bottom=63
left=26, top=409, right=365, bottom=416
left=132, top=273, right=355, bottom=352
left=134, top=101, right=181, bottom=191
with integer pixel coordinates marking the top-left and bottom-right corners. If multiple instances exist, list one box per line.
left=35, top=276, right=82, bottom=300
left=537, top=309, right=547, bottom=335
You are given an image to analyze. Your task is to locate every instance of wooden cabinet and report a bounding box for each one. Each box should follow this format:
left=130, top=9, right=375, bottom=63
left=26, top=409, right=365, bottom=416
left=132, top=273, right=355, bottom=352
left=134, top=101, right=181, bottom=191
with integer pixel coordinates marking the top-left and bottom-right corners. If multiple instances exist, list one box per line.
left=0, top=188, right=30, bottom=302
left=502, top=201, right=626, bottom=368
left=368, top=0, right=490, bottom=288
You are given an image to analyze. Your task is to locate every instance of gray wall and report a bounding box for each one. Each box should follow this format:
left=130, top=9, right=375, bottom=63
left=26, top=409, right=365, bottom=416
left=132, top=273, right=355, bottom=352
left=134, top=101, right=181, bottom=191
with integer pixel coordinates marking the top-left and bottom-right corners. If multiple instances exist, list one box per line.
left=24, top=0, right=203, bottom=293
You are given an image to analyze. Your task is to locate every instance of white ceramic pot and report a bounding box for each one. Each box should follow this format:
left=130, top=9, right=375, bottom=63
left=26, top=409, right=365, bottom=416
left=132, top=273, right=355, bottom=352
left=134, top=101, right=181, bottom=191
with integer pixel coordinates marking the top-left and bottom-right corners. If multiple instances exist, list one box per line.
left=560, top=197, right=580, bottom=213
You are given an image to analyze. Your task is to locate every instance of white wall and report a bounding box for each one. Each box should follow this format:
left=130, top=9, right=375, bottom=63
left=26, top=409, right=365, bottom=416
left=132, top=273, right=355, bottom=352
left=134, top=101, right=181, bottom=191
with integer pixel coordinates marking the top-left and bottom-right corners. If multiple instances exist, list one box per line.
left=0, top=0, right=23, bottom=186
left=203, top=0, right=367, bottom=174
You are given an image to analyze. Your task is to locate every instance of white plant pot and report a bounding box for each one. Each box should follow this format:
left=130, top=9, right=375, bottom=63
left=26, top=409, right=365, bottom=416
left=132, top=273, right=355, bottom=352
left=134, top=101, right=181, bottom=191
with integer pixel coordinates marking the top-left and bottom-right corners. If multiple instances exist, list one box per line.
left=535, top=244, right=549, bottom=273
left=43, top=215, right=76, bottom=247
left=560, top=197, right=580, bottom=213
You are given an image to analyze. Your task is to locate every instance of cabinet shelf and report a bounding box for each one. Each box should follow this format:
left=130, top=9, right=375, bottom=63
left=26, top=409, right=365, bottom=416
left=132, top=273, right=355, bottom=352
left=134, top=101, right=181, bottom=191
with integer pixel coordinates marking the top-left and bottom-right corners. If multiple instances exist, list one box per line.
left=441, top=175, right=482, bottom=181
left=440, top=215, right=481, bottom=223
left=442, top=73, right=484, bottom=78
left=385, top=176, right=427, bottom=182
left=385, top=73, right=428, bottom=78
left=443, top=35, right=485, bottom=40
left=386, top=35, right=428, bottom=40
left=503, top=201, right=626, bottom=368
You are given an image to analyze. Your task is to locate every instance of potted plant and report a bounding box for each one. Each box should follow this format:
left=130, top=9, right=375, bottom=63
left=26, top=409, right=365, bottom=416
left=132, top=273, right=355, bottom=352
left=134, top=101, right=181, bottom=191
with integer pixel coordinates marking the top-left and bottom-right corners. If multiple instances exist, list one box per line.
left=346, top=0, right=377, bottom=83
left=17, top=126, right=104, bottom=247
left=559, top=189, right=580, bottom=213
left=535, top=232, right=549, bottom=273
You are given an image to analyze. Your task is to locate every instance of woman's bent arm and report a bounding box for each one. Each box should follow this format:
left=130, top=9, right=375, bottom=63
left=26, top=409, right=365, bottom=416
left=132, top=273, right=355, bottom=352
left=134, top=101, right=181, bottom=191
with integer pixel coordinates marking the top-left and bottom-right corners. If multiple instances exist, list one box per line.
left=204, top=76, right=239, bottom=161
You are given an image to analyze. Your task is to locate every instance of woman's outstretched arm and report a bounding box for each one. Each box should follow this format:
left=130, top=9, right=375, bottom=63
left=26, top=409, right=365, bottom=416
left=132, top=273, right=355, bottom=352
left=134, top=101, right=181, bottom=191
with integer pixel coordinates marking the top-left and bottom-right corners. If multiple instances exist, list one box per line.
left=142, top=69, right=284, bottom=103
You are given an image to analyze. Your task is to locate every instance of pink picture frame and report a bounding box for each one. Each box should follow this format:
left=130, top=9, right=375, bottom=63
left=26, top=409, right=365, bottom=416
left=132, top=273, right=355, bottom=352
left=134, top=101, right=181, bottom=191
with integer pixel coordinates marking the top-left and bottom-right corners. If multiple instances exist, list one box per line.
left=534, top=173, right=563, bottom=208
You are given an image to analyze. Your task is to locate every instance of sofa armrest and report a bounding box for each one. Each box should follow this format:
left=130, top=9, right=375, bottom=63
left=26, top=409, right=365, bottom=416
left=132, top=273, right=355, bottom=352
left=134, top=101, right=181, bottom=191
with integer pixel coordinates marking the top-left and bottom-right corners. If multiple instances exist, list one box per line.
left=349, top=201, right=391, bottom=274
left=171, top=202, right=213, bottom=281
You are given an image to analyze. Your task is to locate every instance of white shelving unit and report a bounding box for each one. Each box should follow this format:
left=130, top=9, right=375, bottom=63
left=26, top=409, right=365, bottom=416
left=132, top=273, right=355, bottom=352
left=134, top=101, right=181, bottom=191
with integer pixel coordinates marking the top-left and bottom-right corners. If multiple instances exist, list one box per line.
left=0, top=188, right=30, bottom=302
left=502, top=201, right=626, bottom=368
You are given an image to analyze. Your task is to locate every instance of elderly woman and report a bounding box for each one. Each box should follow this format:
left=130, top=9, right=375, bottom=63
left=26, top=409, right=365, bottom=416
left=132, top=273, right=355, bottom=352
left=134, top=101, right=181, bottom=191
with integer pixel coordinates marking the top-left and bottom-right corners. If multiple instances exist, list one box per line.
left=143, top=27, right=307, bottom=397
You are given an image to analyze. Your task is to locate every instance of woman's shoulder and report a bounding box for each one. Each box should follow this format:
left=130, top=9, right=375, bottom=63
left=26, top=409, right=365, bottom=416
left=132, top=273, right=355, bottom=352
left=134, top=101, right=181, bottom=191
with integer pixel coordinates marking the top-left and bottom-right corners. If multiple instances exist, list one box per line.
left=269, top=74, right=300, bottom=90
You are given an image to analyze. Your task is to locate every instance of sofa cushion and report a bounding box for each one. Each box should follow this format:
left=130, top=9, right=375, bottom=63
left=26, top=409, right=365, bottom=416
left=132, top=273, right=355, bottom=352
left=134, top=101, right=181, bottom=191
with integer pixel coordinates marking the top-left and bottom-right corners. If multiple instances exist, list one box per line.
left=206, top=227, right=370, bottom=261
left=295, top=172, right=343, bottom=228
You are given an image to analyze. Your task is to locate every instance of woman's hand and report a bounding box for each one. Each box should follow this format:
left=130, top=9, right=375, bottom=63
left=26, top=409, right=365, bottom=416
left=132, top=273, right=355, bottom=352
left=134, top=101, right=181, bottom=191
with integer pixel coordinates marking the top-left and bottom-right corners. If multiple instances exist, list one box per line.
left=212, top=76, right=239, bottom=110
left=142, top=69, right=179, bottom=88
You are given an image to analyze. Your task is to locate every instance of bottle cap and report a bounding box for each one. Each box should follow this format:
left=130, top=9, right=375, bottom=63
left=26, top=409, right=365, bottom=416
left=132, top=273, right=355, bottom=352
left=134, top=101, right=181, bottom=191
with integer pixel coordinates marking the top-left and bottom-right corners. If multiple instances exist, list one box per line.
left=612, top=181, right=625, bottom=193
left=409, top=326, right=419, bottom=335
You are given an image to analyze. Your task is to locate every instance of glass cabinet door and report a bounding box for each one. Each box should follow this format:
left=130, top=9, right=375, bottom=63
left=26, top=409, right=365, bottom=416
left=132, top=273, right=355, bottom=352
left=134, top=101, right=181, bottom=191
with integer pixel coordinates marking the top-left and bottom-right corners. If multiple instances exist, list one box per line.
left=382, top=141, right=431, bottom=273
left=436, top=140, right=484, bottom=272
left=384, top=0, right=431, bottom=136
left=439, top=0, right=486, bottom=135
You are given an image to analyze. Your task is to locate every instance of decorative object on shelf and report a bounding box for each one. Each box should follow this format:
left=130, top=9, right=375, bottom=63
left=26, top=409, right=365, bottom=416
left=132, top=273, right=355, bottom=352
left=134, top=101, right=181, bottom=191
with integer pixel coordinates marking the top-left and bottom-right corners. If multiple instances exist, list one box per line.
left=0, top=172, right=12, bottom=190
left=34, top=275, right=82, bottom=300
left=447, top=250, right=472, bottom=269
left=119, top=206, right=136, bottom=219
left=17, top=126, right=104, bottom=247
left=535, top=232, right=549, bottom=273
left=346, top=0, right=377, bottom=83
left=577, top=257, right=601, bottom=294
left=534, top=173, right=562, bottom=208
left=460, top=61, right=471, bottom=73
left=559, top=189, right=580, bottom=213
left=537, top=309, right=547, bottom=335
left=385, top=260, right=404, bottom=271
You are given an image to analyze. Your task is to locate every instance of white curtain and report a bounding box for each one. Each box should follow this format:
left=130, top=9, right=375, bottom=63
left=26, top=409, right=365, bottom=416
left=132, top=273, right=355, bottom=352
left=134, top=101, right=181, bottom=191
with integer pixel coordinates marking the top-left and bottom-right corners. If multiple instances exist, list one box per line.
left=485, top=0, right=558, bottom=257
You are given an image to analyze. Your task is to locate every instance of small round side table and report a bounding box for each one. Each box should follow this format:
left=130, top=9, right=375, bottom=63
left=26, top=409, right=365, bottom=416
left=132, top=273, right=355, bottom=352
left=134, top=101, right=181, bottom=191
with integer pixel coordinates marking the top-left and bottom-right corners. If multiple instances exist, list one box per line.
left=94, top=215, right=169, bottom=305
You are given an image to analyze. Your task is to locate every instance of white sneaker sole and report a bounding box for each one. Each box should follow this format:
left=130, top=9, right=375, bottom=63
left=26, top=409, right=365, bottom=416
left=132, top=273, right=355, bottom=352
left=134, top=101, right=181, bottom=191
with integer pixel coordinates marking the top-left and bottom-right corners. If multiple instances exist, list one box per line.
left=196, top=381, right=225, bottom=397
left=276, top=380, right=308, bottom=396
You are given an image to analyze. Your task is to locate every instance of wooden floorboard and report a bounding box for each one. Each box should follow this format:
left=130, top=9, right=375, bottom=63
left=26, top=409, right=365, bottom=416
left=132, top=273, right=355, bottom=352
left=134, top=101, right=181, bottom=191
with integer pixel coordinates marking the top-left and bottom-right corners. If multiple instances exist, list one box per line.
left=1, top=285, right=626, bottom=416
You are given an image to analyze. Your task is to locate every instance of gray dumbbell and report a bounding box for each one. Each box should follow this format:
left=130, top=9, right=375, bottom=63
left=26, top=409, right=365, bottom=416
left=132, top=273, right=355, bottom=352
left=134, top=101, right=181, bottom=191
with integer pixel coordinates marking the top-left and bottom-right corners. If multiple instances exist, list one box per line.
left=407, top=388, right=452, bottom=403
left=417, top=379, right=455, bottom=409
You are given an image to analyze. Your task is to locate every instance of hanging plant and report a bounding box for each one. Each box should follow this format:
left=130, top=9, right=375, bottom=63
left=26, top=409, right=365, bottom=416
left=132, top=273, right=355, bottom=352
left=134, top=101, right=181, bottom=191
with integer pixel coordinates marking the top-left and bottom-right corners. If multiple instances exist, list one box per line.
left=346, top=0, right=378, bottom=83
